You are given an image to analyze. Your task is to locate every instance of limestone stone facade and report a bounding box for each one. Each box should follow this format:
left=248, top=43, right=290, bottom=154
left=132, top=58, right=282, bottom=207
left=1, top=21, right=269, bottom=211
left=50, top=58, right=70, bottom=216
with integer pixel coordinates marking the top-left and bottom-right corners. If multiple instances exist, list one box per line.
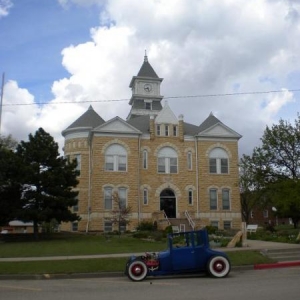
left=61, top=55, right=242, bottom=232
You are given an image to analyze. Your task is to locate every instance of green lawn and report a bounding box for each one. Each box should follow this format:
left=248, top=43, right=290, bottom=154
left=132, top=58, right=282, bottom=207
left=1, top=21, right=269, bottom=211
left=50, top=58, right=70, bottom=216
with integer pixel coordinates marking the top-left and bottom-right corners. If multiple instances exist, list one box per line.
left=0, top=232, right=275, bottom=275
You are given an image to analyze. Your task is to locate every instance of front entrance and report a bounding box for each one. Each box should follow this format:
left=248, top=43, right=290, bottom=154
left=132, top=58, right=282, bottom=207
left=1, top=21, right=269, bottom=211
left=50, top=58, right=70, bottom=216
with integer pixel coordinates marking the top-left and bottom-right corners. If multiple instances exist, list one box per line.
left=160, top=189, right=176, bottom=218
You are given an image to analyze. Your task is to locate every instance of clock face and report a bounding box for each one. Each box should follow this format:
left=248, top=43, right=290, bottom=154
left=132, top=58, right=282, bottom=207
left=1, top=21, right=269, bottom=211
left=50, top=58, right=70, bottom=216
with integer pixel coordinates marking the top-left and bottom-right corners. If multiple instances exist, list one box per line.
left=144, top=83, right=152, bottom=93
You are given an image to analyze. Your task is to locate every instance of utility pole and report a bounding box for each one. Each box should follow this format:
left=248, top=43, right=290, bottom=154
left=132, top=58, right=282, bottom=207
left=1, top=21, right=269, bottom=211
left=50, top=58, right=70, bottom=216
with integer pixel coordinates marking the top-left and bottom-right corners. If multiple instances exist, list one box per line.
left=0, top=72, right=4, bottom=135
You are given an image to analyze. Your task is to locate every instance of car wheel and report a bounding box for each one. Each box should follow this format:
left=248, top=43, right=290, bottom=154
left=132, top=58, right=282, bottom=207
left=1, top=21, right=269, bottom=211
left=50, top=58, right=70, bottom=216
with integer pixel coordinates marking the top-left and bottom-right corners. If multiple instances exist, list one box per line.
left=207, top=256, right=230, bottom=278
left=127, top=259, right=148, bottom=281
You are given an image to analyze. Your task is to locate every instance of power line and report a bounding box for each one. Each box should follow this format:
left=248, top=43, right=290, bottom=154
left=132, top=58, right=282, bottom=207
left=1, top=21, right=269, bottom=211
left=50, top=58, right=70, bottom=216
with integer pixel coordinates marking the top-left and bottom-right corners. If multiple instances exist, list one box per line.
left=2, top=88, right=300, bottom=107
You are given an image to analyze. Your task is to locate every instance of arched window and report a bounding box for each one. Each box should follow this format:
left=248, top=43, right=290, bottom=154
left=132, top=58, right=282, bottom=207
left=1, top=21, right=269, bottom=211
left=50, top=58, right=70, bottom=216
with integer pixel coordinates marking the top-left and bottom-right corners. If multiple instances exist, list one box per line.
left=209, top=147, right=228, bottom=174
left=105, top=144, right=127, bottom=171
left=157, top=147, right=178, bottom=174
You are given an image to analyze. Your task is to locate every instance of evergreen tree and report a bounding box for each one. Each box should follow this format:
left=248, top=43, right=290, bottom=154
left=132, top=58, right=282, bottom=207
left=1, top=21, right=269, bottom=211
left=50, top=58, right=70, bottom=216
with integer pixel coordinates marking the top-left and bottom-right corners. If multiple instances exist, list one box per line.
left=0, top=145, right=24, bottom=226
left=16, top=128, right=80, bottom=237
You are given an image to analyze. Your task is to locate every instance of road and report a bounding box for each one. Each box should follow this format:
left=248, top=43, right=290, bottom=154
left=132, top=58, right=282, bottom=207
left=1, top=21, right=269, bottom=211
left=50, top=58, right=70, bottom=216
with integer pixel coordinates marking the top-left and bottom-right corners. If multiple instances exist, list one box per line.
left=0, top=267, right=299, bottom=300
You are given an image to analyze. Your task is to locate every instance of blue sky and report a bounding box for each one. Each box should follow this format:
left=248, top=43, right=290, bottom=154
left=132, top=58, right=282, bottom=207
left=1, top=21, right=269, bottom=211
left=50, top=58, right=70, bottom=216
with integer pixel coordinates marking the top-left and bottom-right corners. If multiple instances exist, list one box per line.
left=1, top=0, right=300, bottom=155
left=0, top=0, right=100, bottom=102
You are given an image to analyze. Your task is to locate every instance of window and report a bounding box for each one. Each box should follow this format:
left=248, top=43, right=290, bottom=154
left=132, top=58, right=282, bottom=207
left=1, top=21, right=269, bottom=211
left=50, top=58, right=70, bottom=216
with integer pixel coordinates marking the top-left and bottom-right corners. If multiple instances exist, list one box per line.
left=157, top=147, right=178, bottom=174
left=211, top=221, right=219, bottom=228
left=145, top=102, right=151, bottom=110
left=143, top=150, right=148, bottom=169
left=72, top=222, right=78, bottom=231
left=73, top=196, right=79, bottom=212
left=222, top=189, right=230, bottom=210
left=188, top=189, right=193, bottom=205
left=187, top=151, right=192, bottom=170
left=104, top=221, right=112, bottom=232
left=173, top=125, right=177, bottom=136
left=250, top=210, right=254, bottom=218
left=223, top=221, right=231, bottom=230
left=209, top=189, right=218, bottom=210
left=143, top=189, right=148, bottom=205
left=263, top=210, right=268, bottom=218
left=209, top=148, right=229, bottom=174
left=156, top=125, right=161, bottom=136
left=74, top=154, right=81, bottom=176
left=105, top=144, right=127, bottom=171
left=165, top=125, right=169, bottom=136
left=118, top=187, right=127, bottom=209
left=104, top=187, right=113, bottom=210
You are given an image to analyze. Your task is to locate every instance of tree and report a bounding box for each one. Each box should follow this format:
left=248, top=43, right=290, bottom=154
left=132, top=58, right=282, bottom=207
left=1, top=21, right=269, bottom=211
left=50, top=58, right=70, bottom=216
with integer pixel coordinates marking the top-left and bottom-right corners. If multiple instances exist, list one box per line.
left=243, top=115, right=300, bottom=228
left=239, top=151, right=271, bottom=224
left=0, top=145, right=25, bottom=226
left=0, top=134, right=18, bottom=150
left=16, top=128, right=80, bottom=237
left=108, top=192, right=132, bottom=235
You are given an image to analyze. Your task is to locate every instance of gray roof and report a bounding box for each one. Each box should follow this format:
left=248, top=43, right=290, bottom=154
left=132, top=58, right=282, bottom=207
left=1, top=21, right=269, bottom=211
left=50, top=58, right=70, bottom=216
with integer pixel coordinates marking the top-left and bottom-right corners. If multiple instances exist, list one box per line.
left=198, top=113, right=221, bottom=133
left=127, top=115, right=200, bottom=136
left=127, top=115, right=151, bottom=133
left=137, top=55, right=159, bottom=78
left=65, top=105, right=105, bottom=130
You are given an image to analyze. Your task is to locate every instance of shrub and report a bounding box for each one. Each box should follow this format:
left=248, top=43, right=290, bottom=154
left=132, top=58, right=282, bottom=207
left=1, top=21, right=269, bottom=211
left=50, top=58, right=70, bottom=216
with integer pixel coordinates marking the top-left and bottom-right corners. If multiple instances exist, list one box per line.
left=136, top=221, right=156, bottom=231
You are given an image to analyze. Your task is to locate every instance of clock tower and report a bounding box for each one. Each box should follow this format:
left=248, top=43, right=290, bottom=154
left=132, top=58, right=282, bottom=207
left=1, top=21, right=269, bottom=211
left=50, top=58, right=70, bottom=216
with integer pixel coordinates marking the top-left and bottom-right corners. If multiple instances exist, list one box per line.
left=127, top=53, right=163, bottom=120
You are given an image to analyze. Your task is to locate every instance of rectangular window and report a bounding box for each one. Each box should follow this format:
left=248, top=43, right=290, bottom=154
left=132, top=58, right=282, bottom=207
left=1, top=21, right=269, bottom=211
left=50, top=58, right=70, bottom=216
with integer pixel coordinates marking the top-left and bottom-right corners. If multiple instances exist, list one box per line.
left=173, top=125, right=177, bottom=136
left=169, top=157, right=178, bottom=173
left=156, top=125, right=161, bottom=136
left=222, top=189, right=230, bottom=210
left=188, top=189, right=193, bottom=205
left=104, top=187, right=113, bottom=210
left=145, top=102, right=151, bottom=110
left=221, top=158, right=228, bottom=174
left=74, top=154, right=81, bottom=176
left=143, top=189, right=148, bottom=205
left=223, top=221, right=231, bottom=230
left=211, top=221, right=219, bottom=228
left=187, top=152, right=192, bottom=170
left=105, top=155, right=114, bottom=171
left=165, top=125, right=169, bottom=136
left=104, top=221, right=112, bottom=232
left=158, top=157, right=178, bottom=174
left=118, top=156, right=127, bottom=171
left=209, top=158, right=217, bottom=173
left=143, top=150, right=148, bottom=169
left=72, top=222, right=78, bottom=231
left=158, top=157, right=166, bottom=173
left=263, top=210, right=268, bottom=218
left=118, top=188, right=127, bottom=209
left=210, top=189, right=218, bottom=210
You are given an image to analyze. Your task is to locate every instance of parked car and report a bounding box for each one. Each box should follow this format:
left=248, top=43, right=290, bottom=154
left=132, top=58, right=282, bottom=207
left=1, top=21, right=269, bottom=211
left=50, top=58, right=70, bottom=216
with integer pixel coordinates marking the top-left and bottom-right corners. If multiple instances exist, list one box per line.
left=125, top=229, right=231, bottom=281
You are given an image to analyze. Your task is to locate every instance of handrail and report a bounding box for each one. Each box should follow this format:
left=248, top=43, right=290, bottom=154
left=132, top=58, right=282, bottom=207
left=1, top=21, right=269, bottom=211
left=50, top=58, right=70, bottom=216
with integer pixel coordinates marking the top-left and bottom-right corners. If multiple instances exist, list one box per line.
left=185, top=210, right=195, bottom=230
left=162, top=210, right=171, bottom=225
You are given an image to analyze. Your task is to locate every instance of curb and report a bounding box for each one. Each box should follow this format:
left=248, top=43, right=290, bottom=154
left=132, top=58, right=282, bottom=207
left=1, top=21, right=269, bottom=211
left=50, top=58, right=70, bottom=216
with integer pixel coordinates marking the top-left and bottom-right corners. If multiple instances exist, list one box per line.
left=254, top=261, right=300, bottom=270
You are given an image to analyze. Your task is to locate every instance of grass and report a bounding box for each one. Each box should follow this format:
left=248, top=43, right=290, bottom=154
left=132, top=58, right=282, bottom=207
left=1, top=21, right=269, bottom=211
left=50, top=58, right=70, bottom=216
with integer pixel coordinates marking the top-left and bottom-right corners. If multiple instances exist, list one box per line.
left=0, top=232, right=275, bottom=275
left=0, top=233, right=166, bottom=258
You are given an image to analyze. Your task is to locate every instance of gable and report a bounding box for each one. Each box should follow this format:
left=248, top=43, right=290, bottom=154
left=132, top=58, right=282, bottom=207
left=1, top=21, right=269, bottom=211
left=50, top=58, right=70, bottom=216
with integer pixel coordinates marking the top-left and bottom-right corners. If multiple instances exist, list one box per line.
left=94, top=117, right=141, bottom=134
left=198, top=123, right=242, bottom=139
left=155, top=101, right=178, bottom=124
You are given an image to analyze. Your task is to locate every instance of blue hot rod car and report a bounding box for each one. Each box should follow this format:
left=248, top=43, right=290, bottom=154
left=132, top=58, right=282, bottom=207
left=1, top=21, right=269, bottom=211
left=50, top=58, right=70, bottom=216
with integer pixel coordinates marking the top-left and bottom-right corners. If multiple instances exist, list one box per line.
left=125, top=229, right=231, bottom=281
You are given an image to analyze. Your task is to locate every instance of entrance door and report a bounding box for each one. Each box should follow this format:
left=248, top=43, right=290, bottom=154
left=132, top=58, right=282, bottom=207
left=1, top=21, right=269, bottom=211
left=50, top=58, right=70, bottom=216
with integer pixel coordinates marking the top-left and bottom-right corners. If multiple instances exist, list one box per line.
left=160, top=189, right=176, bottom=218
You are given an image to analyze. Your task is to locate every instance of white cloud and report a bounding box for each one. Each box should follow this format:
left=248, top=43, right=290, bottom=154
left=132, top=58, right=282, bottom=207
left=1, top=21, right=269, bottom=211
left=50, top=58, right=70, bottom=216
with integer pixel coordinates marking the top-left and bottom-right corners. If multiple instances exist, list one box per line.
left=3, top=0, right=300, bottom=156
left=58, top=0, right=105, bottom=9
left=0, top=0, right=13, bottom=18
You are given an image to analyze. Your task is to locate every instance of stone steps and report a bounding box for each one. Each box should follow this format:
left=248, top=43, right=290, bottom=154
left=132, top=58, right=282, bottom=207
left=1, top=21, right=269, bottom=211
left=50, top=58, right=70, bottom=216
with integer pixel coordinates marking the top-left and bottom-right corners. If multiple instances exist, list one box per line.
left=264, top=248, right=300, bottom=262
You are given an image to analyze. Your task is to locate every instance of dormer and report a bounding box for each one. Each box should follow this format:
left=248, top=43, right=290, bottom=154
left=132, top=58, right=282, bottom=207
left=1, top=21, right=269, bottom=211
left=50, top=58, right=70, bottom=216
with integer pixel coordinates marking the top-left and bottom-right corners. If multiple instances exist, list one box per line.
left=154, top=101, right=179, bottom=137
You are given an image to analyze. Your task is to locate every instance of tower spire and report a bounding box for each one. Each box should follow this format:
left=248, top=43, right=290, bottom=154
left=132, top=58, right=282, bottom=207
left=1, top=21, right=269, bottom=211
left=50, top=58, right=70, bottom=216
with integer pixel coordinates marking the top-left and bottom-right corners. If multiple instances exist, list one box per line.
left=144, top=49, right=148, bottom=62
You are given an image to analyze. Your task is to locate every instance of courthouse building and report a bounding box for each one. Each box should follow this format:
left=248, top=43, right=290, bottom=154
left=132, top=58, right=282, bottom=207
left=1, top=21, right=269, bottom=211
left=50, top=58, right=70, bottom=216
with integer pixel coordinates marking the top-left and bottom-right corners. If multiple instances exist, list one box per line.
left=61, top=55, right=242, bottom=232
